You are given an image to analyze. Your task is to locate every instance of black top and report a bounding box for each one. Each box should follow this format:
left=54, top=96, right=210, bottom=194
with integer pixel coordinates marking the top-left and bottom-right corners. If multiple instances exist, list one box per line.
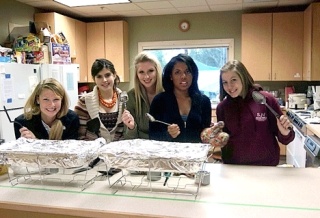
left=149, top=92, right=211, bottom=143
left=14, top=109, right=80, bottom=140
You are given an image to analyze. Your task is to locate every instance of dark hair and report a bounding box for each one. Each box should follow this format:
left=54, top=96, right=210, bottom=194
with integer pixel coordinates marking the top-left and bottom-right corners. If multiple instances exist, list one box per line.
left=219, top=60, right=255, bottom=101
left=162, top=53, right=200, bottom=96
left=91, top=59, right=120, bottom=89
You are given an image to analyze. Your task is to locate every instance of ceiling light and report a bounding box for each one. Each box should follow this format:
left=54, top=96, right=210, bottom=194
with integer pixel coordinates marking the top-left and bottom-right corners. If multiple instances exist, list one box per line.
left=54, top=0, right=131, bottom=7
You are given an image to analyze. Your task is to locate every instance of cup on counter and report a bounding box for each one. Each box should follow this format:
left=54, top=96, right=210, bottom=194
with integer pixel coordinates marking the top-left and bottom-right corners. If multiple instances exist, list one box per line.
left=195, top=170, right=210, bottom=186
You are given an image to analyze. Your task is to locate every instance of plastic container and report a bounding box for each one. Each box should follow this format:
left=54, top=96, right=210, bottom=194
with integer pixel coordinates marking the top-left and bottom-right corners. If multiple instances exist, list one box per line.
left=147, top=171, right=162, bottom=181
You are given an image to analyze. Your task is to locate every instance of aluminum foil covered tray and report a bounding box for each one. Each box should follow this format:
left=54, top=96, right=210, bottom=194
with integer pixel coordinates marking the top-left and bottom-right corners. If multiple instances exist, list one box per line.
left=0, top=138, right=105, bottom=169
left=99, top=139, right=210, bottom=173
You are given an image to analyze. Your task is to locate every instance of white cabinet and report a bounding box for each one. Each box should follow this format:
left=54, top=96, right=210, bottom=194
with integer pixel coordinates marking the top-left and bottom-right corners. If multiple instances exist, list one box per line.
left=286, top=126, right=306, bottom=167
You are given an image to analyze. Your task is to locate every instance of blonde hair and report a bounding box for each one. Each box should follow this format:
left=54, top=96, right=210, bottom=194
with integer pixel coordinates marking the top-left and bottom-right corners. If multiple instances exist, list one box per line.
left=133, top=51, right=163, bottom=116
left=24, top=78, right=70, bottom=140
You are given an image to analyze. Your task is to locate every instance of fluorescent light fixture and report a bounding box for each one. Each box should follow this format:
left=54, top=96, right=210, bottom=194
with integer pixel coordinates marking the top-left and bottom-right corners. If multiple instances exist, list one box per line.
left=54, top=0, right=130, bottom=7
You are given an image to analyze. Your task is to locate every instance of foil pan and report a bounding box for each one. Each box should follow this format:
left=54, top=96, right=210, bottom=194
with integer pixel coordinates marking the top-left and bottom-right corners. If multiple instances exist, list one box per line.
left=0, top=137, right=105, bottom=169
left=99, top=139, right=210, bottom=173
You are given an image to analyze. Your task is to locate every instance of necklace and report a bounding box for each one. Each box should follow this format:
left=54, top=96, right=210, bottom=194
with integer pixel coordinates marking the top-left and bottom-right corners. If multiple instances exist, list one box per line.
left=98, top=90, right=117, bottom=108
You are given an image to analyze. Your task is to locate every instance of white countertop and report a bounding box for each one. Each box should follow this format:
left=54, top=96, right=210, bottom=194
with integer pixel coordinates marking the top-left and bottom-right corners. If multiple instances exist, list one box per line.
left=1, top=164, right=320, bottom=218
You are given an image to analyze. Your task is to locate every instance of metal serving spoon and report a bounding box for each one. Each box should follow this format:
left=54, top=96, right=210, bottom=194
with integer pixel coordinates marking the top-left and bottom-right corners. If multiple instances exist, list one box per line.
left=120, top=91, right=128, bottom=109
left=252, top=91, right=292, bottom=130
left=145, top=113, right=171, bottom=126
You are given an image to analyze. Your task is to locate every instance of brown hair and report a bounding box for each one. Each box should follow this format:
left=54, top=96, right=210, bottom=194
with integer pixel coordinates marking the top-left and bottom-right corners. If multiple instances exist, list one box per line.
left=219, top=60, right=254, bottom=101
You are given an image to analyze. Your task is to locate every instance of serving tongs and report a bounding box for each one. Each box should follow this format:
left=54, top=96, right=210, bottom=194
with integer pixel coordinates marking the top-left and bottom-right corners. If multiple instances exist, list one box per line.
left=252, top=91, right=292, bottom=130
left=3, top=106, right=23, bottom=128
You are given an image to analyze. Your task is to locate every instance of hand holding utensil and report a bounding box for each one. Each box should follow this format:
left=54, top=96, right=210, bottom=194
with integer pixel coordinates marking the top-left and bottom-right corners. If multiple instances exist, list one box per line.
left=145, top=113, right=171, bottom=126
left=252, top=91, right=292, bottom=130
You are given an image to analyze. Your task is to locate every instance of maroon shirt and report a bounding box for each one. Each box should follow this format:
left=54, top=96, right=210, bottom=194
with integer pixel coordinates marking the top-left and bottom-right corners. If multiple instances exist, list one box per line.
left=216, top=89, right=295, bottom=166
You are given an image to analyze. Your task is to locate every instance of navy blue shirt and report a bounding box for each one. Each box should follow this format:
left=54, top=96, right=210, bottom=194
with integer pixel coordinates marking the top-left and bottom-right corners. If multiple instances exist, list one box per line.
left=149, top=92, right=211, bottom=143
left=14, top=109, right=80, bottom=140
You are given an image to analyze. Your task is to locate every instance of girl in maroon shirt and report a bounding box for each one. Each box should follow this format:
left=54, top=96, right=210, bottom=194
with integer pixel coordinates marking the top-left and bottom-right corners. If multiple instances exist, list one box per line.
left=215, top=60, right=294, bottom=166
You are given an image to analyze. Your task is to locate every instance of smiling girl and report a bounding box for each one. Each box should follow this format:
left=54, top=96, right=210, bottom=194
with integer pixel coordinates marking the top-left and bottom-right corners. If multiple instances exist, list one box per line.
left=215, top=60, right=294, bottom=166
left=75, top=58, right=129, bottom=142
left=123, top=52, right=163, bottom=139
left=14, top=78, right=79, bottom=140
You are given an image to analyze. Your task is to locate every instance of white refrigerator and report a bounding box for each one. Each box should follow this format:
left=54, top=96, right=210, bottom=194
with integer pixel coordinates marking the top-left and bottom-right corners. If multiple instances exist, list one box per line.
left=0, top=63, right=79, bottom=143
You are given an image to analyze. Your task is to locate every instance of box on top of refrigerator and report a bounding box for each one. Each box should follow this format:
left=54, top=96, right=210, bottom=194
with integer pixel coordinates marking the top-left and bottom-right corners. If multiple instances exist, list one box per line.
left=47, top=43, right=71, bottom=64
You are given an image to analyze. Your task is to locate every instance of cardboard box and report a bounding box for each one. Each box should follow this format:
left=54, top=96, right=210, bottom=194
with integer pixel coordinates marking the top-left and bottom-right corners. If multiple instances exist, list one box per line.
left=47, top=43, right=71, bottom=64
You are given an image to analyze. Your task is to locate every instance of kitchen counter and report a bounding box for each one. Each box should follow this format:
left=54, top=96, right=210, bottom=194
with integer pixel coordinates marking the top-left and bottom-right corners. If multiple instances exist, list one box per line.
left=1, top=164, right=320, bottom=218
left=307, top=123, right=320, bottom=138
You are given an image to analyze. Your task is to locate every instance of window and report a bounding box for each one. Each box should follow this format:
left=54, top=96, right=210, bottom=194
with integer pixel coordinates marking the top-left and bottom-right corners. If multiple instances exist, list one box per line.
left=138, top=39, right=234, bottom=102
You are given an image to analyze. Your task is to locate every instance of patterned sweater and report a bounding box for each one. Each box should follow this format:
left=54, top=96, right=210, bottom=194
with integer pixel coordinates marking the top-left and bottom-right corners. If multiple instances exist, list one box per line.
left=74, top=86, right=125, bottom=142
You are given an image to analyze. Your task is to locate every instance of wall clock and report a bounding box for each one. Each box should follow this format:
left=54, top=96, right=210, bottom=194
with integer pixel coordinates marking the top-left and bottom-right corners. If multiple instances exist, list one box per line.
left=179, top=20, right=190, bottom=32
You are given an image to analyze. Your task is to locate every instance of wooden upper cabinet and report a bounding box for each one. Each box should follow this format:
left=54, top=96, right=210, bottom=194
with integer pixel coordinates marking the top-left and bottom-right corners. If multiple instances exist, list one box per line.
left=242, top=13, right=272, bottom=81
left=74, top=20, right=87, bottom=82
left=272, top=12, right=303, bottom=81
left=304, top=3, right=320, bottom=81
left=86, top=22, right=105, bottom=83
left=34, top=12, right=76, bottom=58
left=242, top=12, right=304, bottom=81
left=104, top=21, right=129, bottom=83
left=86, top=21, right=129, bottom=83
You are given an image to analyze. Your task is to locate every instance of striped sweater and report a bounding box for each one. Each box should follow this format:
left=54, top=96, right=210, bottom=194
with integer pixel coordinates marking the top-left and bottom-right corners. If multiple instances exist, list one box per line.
left=74, top=86, right=125, bottom=142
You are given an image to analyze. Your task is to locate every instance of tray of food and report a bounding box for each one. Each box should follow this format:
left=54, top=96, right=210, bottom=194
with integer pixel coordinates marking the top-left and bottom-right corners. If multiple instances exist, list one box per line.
left=0, top=137, right=105, bottom=169
left=99, top=139, right=210, bottom=173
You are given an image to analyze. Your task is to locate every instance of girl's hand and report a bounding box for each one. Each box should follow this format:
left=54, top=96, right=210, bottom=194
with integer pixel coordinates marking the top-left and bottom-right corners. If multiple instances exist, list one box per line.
left=277, top=115, right=293, bottom=136
left=167, top=124, right=180, bottom=138
left=201, top=121, right=229, bottom=147
left=121, top=109, right=135, bottom=130
left=19, top=127, right=36, bottom=139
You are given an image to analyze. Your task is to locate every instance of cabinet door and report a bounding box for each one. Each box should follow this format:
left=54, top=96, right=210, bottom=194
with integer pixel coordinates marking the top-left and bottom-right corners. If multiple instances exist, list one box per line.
left=104, top=21, right=129, bottom=82
left=74, top=20, right=88, bottom=82
left=305, top=3, right=320, bottom=81
left=304, top=5, right=312, bottom=81
left=311, top=4, right=320, bottom=80
left=86, top=22, right=105, bottom=83
left=272, top=12, right=303, bottom=81
left=242, top=13, right=272, bottom=81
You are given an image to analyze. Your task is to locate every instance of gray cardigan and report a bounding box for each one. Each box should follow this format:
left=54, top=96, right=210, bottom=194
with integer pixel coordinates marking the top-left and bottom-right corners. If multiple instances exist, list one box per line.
left=124, top=88, right=151, bottom=139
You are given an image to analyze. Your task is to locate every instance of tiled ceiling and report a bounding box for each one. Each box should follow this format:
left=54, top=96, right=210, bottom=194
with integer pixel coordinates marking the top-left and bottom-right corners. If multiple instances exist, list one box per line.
left=16, top=0, right=316, bottom=19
